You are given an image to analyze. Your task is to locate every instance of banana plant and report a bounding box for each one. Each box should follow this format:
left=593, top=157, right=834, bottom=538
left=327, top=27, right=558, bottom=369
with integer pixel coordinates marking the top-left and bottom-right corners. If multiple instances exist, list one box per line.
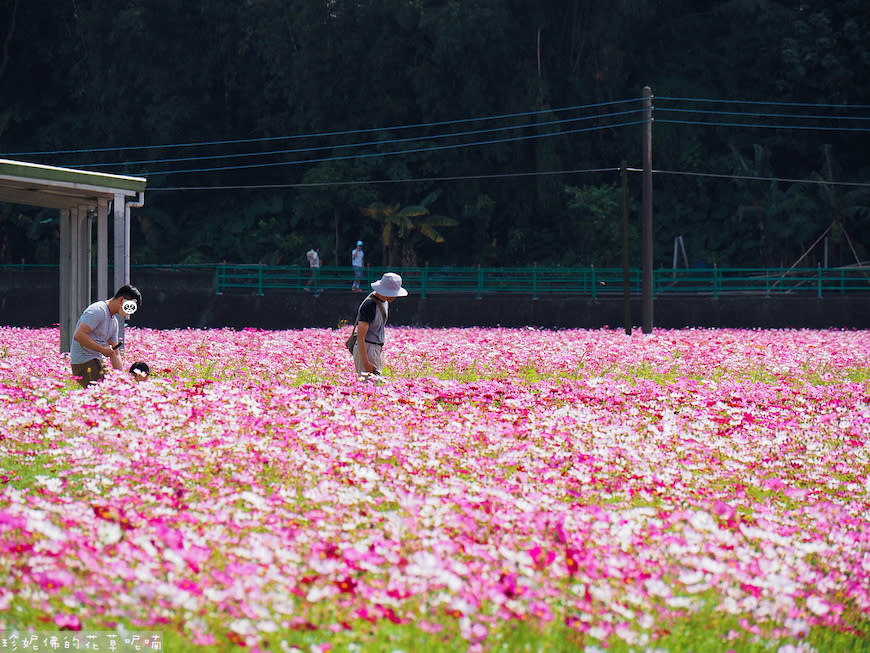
left=361, top=191, right=457, bottom=266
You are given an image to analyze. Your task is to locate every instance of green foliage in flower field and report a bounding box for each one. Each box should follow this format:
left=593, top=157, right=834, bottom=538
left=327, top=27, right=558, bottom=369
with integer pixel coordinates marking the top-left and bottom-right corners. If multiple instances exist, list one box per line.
left=2, top=453, right=60, bottom=489
left=4, top=597, right=868, bottom=653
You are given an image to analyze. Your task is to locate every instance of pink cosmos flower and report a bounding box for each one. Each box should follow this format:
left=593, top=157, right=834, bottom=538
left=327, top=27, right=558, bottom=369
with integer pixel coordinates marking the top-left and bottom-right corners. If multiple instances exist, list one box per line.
left=528, top=545, right=556, bottom=570
left=53, top=612, right=82, bottom=630
left=33, top=570, right=74, bottom=592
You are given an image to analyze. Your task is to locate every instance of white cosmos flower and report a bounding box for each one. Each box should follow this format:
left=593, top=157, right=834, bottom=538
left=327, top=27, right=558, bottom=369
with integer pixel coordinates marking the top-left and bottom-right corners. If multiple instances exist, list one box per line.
left=33, top=475, right=63, bottom=493
left=306, top=585, right=334, bottom=602
left=644, top=578, right=673, bottom=598
left=784, top=617, right=810, bottom=638
left=589, top=584, right=613, bottom=603
left=806, top=596, right=829, bottom=616
left=238, top=491, right=268, bottom=510
left=97, top=521, right=123, bottom=545
left=25, top=510, right=66, bottom=542
left=229, top=618, right=256, bottom=636
left=678, top=570, right=705, bottom=585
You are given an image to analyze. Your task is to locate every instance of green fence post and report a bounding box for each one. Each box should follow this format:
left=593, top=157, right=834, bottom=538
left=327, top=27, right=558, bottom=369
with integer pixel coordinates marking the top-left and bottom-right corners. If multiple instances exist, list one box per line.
left=591, top=265, right=597, bottom=300
left=713, top=266, right=719, bottom=298
left=477, top=265, right=483, bottom=299
left=422, top=264, right=428, bottom=299
left=532, top=264, right=538, bottom=300
left=216, top=264, right=223, bottom=295
left=817, top=263, right=822, bottom=298
left=257, top=265, right=264, bottom=296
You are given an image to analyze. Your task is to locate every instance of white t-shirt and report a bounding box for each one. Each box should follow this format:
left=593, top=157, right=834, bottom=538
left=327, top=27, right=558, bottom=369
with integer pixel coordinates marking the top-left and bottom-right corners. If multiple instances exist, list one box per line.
left=306, top=249, right=320, bottom=268
left=351, top=247, right=364, bottom=267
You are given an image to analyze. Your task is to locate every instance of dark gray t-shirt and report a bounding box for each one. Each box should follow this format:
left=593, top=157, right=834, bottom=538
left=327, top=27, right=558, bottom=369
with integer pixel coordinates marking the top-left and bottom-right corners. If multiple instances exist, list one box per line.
left=357, top=296, right=388, bottom=345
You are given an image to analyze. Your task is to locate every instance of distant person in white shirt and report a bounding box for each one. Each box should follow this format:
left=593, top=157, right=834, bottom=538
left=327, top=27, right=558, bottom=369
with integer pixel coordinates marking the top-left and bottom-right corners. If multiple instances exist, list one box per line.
left=305, top=247, right=321, bottom=295
left=351, top=240, right=364, bottom=291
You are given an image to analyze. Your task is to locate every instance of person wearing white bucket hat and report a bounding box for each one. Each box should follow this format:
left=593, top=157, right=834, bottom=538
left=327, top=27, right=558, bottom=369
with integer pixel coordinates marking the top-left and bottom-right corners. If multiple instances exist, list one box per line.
left=351, top=272, right=408, bottom=376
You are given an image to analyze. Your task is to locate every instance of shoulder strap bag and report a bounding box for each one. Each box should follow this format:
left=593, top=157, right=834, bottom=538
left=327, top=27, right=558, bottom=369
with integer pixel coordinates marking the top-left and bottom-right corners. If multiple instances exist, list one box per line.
left=345, top=294, right=387, bottom=355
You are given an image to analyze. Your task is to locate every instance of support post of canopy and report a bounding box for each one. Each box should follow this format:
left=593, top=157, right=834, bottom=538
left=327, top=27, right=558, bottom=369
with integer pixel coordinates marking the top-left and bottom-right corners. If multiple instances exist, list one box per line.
left=97, top=198, right=109, bottom=301
left=113, top=193, right=130, bottom=344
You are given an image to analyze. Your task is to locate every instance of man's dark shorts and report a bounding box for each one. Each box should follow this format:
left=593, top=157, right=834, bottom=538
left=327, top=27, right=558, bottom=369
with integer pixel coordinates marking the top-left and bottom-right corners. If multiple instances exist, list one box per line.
left=71, top=358, right=107, bottom=388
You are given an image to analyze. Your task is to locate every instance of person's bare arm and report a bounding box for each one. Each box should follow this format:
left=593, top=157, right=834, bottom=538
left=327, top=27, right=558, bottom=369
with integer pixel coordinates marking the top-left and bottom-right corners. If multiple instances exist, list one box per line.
left=73, top=322, right=115, bottom=358
left=356, top=321, right=374, bottom=373
left=108, top=348, right=123, bottom=370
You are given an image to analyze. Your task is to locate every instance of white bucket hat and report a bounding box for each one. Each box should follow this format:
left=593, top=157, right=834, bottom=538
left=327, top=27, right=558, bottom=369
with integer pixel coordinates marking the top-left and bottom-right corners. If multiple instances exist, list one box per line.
left=371, top=272, right=408, bottom=297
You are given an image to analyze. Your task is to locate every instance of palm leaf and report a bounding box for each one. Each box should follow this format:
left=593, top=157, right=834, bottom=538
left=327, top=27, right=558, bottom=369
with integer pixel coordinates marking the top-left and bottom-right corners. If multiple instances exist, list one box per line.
left=418, top=224, right=445, bottom=243
left=396, top=205, right=429, bottom=219
left=421, top=214, right=458, bottom=227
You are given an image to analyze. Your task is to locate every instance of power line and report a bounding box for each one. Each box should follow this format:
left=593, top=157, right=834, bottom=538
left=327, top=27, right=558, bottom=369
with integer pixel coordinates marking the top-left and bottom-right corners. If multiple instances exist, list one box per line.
left=141, top=119, right=646, bottom=176
left=657, top=107, right=870, bottom=122
left=152, top=166, right=870, bottom=192
left=1, top=97, right=644, bottom=157
left=152, top=167, right=620, bottom=191
left=626, top=168, right=870, bottom=188
left=656, top=118, right=870, bottom=133
left=656, top=96, right=870, bottom=110
left=71, top=107, right=644, bottom=170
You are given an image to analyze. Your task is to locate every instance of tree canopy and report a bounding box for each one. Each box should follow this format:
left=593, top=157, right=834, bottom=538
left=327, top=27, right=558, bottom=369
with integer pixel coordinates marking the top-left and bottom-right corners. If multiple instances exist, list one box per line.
left=0, top=0, right=868, bottom=268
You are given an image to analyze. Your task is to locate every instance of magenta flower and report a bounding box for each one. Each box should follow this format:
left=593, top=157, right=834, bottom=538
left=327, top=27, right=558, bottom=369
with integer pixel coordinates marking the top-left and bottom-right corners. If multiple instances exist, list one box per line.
left=53, top=612, right=82, bottom=631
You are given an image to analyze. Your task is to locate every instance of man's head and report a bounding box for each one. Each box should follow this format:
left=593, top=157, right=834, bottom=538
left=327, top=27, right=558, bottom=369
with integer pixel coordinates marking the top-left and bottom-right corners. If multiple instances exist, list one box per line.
left=113, top=284, right=142, bottom=318
left=129, top=361, right=150, bottom=381
left=371, top=272, right=408, bottom=303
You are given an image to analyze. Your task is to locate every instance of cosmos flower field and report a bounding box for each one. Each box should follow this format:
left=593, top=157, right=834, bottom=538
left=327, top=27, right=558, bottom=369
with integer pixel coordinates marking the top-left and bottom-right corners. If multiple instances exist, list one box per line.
left=1, top=326, right=868, bottom=652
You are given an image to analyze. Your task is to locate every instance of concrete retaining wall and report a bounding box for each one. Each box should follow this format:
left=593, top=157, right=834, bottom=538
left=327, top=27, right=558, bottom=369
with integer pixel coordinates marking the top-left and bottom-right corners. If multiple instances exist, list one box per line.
left=2, top=267, right=868, bottom=330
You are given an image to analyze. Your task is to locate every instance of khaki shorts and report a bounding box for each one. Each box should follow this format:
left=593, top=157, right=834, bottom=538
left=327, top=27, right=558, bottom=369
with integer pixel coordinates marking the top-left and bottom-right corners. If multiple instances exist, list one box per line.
left=71, top=358, right=107, bottom=388
left=353, top=341, right=382, bottom=375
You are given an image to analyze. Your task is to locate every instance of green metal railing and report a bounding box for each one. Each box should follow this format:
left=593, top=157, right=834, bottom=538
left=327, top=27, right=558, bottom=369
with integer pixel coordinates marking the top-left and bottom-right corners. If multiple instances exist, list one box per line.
left=3, top=263, right=869, bottom=298
left=209, top=264, right=870, bottom=298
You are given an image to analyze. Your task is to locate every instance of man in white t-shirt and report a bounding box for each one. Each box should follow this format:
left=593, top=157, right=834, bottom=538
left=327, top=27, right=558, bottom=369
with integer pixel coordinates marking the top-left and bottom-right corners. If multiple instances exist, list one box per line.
left=70, top=284, right=142, bottom=388
left=351, top=241, right=364, bottom=291
left=305, top=247, right=320, bottom=294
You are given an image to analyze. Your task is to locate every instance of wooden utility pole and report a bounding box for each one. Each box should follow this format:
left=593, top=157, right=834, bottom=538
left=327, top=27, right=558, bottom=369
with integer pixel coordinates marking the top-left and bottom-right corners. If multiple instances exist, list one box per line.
left=621, top=161, right=631, bottom=335
left=641, top=86, right=653, bottom=334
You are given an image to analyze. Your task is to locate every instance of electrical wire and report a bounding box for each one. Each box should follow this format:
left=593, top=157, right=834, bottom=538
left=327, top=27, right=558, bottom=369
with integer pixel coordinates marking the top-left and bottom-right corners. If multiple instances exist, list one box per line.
left=656, top=96, right=870, bottom=110
left=657, top=119, right=870, bottom=132
left=657, top=107, right=870, bottom=122
left=152, top=167, right=621, bottom=191
left=140, top=119, right=647, bottom=176
left=1, top=97, right=645, bottom=157
left=625, top=168, right=870, bottom=188
left=71, top=107, right=644, bottom=170
left=153, top=167, right=870, bottom=191
left=5, top=93, right=868, bottom=190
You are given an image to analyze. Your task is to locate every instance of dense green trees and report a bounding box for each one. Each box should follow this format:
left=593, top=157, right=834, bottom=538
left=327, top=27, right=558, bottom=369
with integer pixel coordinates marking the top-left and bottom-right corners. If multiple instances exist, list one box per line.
left=0, top=0, right=867, bottom=268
